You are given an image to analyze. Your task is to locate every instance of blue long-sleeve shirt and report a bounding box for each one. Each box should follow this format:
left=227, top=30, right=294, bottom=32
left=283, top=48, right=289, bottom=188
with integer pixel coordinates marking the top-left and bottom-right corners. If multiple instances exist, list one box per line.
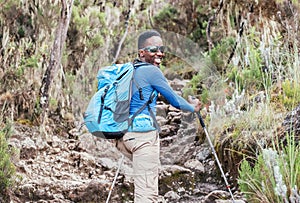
left=128, top=61, right=194, bottom=132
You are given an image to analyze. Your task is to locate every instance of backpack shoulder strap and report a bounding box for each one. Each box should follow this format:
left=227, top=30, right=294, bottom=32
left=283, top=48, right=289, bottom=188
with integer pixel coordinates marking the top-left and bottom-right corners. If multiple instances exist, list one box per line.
left=147, top=91, right=160, bottom=132
left=132, top=61, right=151, bottom=100
left=129, top=60, right=160, bottom=131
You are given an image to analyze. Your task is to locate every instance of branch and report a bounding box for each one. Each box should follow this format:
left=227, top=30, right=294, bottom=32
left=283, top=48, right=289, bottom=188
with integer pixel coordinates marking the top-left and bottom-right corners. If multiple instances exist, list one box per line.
left=39, top=0, right=74, bottom=122
left=226, top=21, right=244, bottom=66
left=148, top=8, right=154, bottom=29
left=206, top=0, right=224, bottom=52
left=112, top=1, right=133, bottom=64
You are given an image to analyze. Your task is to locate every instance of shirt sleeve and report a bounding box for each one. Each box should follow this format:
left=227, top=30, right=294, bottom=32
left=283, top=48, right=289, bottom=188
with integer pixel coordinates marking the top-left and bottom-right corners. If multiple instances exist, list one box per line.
left=146, top=66, right=195, bottom=112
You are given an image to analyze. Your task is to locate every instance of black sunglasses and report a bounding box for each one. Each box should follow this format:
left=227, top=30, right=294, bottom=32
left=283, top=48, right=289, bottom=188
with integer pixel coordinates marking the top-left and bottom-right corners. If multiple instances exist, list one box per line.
left=142, top=46, right=165, bottom=53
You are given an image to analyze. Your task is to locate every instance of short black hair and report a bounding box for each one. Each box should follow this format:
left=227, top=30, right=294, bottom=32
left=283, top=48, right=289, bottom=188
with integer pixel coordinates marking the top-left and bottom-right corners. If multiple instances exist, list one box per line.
left=138, top=30, right=161, bottom=49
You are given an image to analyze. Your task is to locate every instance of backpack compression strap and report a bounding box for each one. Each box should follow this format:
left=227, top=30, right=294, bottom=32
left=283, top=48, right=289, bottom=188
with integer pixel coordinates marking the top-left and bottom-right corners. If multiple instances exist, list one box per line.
left=128, top=90, right=160, bottom=132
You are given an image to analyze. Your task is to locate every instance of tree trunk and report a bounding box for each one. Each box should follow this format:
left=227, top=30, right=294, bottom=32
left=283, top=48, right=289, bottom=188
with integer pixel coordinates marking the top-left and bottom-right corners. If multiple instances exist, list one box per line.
left=39, top=0, right=74, bottom=123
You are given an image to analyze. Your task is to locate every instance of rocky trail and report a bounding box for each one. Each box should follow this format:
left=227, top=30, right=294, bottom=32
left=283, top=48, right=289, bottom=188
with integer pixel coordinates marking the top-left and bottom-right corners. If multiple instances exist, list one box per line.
left=7, top=117, right=244, bottom=203
left=4, top=80, right=248, bottom=203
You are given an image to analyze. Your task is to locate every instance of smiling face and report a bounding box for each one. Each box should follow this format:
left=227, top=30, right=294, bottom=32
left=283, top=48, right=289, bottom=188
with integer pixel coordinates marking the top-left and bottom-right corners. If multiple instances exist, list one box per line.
left=138, top=36, right=165, bottom=67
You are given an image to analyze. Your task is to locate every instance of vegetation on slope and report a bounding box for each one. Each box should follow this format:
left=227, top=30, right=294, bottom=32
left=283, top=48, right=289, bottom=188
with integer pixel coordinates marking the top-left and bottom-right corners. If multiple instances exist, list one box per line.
left=0, top=0, right=299, bottom=201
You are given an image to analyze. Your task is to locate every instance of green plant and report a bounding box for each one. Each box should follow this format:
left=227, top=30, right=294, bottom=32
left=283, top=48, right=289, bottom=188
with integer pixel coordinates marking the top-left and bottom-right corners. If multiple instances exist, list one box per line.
left=209, top=37, right=235, bottom=72
left=200, top=88, right=209, bottom=104
left=185, top=72, right=207, bottom=103
left=153, top=5, right=178, bottom=22
left=238, top=134, right=300, bottom=203
left=279, top=80, right=300, bottom=111
left=0, top=126, right=16, bottom=191
left=227, top=48, right=265, bottom=93
left=49, top=98, right=58, bottom=110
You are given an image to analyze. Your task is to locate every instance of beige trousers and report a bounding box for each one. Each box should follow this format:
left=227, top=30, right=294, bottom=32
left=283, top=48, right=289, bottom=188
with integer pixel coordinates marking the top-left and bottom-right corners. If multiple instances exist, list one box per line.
left=116, top=130, right=160, bottom=203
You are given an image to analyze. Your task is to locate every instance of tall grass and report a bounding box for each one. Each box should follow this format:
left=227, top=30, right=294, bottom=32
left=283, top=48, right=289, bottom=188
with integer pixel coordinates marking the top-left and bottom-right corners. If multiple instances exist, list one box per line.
left=223, top=6, right=300, bottom=201
left=238, top=134, right=300, bottom=203
left=189, top=1, right=300, bottom=201
left=199, top=16, right=285, bottom=137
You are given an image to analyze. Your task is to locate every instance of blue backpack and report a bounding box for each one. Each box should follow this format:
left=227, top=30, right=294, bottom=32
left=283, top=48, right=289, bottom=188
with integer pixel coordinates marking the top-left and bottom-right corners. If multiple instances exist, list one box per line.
left=83, top=62, right=158, bottom=139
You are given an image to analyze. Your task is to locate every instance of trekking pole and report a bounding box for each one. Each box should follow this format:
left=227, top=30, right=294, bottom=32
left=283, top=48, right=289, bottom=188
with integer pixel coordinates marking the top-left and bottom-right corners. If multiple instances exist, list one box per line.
left=106, top=154, right=125, bottom=203
left=196, top=112, right=236, bottom=202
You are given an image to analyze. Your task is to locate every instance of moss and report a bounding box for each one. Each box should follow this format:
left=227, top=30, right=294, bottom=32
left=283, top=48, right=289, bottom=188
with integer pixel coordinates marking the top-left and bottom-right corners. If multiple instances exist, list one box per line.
left=159, top=170, right=196, bottom=195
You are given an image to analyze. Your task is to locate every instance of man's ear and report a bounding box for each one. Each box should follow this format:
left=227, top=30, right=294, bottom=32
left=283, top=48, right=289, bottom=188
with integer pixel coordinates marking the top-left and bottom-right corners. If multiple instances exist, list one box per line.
left=139, top=50, right=144, bottom=57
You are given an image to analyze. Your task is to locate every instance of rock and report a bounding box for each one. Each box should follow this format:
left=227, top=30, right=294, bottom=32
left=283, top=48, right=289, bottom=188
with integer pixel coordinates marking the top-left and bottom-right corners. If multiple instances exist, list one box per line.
left=169, top=78, right=188, bottom=91
left=282, top=104, right=300, bottom=142
left=164, top=69, right=181, bottom=80
left=77, top=133, right=98, bottom=152
left=98, top=157, right=117, bottom=169
left=156, top=115, right=168, bottom=126
left=159, top=124, right=179, bottom=138
left=33, top=135, right=50, bottom=151
left=181, top=111, right=195, bottom=123
left=215, top=200, right=246, bottom=203
left=195, top=145, right=211, bottom=161
left=161, top=165, right=191, bottom=176
left=203, top=190, right=245, bottom=203
left=203, top=190, right=230, bottom=202
left=164, top=190, right=180, bottom=201
left=156, top=104, right=169, bottom=117
left=184, top=159, right=205, bottom=173
left=20, top=137, right=37, bottom=159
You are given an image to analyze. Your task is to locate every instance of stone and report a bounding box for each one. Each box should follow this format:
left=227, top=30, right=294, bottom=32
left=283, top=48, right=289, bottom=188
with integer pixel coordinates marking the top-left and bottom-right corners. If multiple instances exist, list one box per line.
left=164, top=190, right=180, bottom=200
left=215, top=200, right=246, bottom=203
left=282, top=104, right=300, bottom=140
left=20, top=137, right=37, bottom=159
left=184, top=159, right=205, bottom=173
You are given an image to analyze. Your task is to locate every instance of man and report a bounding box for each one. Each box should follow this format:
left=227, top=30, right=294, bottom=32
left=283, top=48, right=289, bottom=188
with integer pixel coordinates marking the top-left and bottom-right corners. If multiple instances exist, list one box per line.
left=115, top=29, right=201, bottom=202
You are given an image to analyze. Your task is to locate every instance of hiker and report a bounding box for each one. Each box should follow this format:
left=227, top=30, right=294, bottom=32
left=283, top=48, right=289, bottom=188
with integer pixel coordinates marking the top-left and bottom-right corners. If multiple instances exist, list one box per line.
left=115, top=29, right=201, bottom=202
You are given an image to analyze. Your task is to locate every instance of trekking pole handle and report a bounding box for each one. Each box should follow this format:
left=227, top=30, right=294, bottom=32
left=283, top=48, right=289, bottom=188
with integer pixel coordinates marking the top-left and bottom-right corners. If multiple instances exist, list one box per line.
left=188, top=96, right=204, bottom=127
left=196, top=112, right=206, bottom=128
